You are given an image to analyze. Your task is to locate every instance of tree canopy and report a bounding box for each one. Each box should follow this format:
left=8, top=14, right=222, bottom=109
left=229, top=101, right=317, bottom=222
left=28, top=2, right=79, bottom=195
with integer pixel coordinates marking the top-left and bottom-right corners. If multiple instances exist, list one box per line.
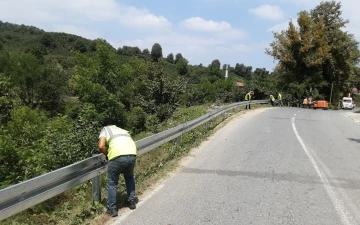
left=266, top=0, right=360, bottom=101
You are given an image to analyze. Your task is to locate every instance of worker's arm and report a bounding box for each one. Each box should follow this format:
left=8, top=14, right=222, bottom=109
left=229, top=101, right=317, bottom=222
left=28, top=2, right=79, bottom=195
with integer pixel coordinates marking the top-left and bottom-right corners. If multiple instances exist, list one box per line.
left=98, top=137, right=108, bottom=156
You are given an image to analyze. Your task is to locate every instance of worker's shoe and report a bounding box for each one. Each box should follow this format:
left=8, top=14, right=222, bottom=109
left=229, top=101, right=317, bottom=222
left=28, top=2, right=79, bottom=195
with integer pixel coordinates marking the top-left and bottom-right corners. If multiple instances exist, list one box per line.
left=128, top=200, right=136, bottom=210
left=106, top=209, right=118, bottom=217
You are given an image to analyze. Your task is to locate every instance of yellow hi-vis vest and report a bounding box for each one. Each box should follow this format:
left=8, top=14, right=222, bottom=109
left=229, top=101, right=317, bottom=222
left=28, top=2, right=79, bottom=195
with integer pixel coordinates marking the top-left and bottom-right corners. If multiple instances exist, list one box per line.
left=245, top=92, right=251, bottom=101
left=270, top=95, right=275, bottom=101
left=278, top=93, right=282, bottom=100
left=103, top=125, right=137, bottom=160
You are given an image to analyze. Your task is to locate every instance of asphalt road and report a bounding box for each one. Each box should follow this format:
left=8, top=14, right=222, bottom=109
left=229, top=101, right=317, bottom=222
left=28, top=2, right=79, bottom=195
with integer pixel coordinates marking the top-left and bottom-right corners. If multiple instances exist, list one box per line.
left=109, top=107, right=360, bottom=225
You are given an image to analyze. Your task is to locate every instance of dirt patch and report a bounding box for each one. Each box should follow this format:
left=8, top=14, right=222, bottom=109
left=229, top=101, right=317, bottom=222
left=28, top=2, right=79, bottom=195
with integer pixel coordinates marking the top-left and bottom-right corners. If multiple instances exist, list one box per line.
left=345, top=111, right=360, bottom=124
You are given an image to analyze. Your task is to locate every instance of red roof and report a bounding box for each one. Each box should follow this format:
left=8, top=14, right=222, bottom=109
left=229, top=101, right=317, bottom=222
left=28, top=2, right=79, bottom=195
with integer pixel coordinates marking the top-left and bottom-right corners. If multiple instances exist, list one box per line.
left=235, top=81, right=245, bottom=87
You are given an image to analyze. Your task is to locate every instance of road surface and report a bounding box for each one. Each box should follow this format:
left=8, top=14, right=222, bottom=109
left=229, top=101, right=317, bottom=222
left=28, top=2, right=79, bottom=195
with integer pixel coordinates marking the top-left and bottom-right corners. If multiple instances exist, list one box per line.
left=108, top=107, right=360, bottom=225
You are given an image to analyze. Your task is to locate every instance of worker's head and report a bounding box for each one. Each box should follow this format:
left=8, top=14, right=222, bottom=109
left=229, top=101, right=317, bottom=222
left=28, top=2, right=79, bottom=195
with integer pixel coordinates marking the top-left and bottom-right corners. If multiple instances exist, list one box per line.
left=250, top=91, right=254, bottom=95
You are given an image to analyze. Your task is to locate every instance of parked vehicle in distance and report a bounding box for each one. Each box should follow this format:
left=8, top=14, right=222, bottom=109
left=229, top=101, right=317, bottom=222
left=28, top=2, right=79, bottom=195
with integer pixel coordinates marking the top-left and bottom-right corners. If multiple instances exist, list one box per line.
left=341, top=97, right=355, bottom=110
left=313, top=100, right=329, bottom=110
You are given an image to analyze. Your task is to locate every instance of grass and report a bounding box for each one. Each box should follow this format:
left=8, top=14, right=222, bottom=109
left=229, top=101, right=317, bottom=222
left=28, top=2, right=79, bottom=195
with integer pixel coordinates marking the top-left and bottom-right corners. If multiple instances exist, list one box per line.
left=0, top=103, right=269, bottom=225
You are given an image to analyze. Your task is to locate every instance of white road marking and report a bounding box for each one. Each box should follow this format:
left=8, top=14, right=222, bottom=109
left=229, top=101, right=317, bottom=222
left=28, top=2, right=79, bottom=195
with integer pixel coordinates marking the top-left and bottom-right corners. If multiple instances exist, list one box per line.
left=109, top=184, right=165, bottom=225
left=291, top=117, right=354, bottom=225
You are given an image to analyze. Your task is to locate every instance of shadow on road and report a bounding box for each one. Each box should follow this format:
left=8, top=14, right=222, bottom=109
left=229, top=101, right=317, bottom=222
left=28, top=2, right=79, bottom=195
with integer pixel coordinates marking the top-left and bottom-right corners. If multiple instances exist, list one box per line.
left=348, top=138, right=360, bottom=143
left=181, top=167, right=360, bottom=190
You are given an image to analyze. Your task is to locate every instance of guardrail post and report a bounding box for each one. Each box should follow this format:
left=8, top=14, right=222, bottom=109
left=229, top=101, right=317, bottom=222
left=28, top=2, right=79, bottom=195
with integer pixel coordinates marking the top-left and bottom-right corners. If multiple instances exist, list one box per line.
left=176, top=135, right=182, bottom=145
left=92, top=154, right=101, bottom=205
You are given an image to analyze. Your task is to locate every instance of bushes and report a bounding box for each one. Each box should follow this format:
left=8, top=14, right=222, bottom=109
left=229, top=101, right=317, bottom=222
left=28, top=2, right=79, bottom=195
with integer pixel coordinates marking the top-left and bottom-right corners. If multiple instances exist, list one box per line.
left=1, top=106, right=48, bottom=184
left=128, top=107, right=146, bottom=134
left=0, top=133, right=19, bottom=188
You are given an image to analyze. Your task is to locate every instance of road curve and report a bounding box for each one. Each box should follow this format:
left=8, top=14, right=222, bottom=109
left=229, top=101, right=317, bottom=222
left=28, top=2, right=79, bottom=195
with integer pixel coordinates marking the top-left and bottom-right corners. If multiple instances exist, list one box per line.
left=108, top=107, right=360, bottom=225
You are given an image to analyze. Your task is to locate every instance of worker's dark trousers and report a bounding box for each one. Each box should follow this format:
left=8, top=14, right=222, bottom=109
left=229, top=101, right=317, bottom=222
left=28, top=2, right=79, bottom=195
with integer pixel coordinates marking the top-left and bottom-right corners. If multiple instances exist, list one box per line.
left=246, top=104, right=251, bottom=109
left=107, top=155, right=137, bottom=210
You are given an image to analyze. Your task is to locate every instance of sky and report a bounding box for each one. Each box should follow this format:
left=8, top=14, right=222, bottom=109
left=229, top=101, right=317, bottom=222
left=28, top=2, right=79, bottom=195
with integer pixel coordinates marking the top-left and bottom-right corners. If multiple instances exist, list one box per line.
left=0, top=0, right=359, bottom=71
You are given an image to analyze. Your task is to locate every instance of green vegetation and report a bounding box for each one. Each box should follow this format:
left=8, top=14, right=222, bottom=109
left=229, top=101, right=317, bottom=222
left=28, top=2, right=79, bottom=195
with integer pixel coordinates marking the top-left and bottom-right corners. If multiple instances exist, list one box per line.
left=266, top=0, right=360, bottom=102
left=0, top=103, right=266, bottom=225
left=0, top=19, right=277, bottom=188
left=0, top=18, right=275, bottom=224
left=1, top=0, right=359, bottom=222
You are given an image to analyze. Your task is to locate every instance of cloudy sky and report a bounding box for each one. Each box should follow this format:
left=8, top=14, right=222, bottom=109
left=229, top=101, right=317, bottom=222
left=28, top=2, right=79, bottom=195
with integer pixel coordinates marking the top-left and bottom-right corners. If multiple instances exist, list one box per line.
left=0, top=0, right=359, bottom=71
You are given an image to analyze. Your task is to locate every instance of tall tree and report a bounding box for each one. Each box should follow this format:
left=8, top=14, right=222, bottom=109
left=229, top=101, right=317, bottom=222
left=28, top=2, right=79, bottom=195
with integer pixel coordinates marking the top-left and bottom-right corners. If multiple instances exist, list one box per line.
left=151, top=43, right=163, bottom=62
left=266, top=0, right=360, bottom=100
left=176, top=58, right=188, bottom=75
left=142, top=48, right=150, bottom=54
left=175, top=53, right=183, bottom=63
left=209, top=59, right=221, bottom=78
left=166, top=53, right=174, bottom=63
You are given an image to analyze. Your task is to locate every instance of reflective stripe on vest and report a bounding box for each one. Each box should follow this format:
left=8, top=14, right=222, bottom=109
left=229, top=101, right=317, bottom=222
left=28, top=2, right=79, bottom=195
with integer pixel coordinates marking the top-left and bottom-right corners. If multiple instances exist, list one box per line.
left=104, top=126, right=137, bottom=160
left=105, top=126, right=130, bottom=143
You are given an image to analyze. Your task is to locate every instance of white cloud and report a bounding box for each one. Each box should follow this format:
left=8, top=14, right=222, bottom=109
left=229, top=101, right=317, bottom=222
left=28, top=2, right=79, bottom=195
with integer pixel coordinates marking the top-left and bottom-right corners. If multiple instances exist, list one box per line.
left=249, top=4, right=285, bottom=20
left=117, top=5, right=171, bottom=28
left=179, top=17, right=247, bottom=39
left=0, top=0, right=171, bottom=29
left=267, top=18, right=298, bottom=33
left=180, top=17, right=232, bottom=32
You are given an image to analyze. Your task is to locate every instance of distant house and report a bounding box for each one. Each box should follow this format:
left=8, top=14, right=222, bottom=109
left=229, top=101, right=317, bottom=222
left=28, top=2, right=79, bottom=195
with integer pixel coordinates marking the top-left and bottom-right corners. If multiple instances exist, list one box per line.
left=352, top=87, right=359, bottom=95
left=235, top=81, right=245, bottom=87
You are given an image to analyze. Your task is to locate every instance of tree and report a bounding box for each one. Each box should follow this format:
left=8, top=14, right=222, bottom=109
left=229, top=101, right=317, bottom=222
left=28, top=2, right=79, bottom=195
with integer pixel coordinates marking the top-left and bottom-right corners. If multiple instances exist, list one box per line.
left=209, top=59, right=221, bottom=78
left=74, top=40, right=87, bottom=53
left=166, top=53, right=174, bottom=63
left=266, top=1, right=360, bottom=100
left=0, top=73, right=13, bottom=124
left=253, top=68, right=269, bottom=78
left=40, top=34, right=55, bottom=48
left=89, top=40, right=97, bottom=51
left=176, top=58, right=188, bottom=75
left=142, top=48, right=150, bottom=54
left=120, top=46, right=141, bottom=55
left=7, top=53, right=44, bottom=106
left=151, top=43, right=163, bottom=62
left=175, top=53, right=183, bottom=63
left=140, top=61, right=185, bottom=121
left=74, top=40, right=128, bottom=126
left=29, top=47, right=47, bottom=64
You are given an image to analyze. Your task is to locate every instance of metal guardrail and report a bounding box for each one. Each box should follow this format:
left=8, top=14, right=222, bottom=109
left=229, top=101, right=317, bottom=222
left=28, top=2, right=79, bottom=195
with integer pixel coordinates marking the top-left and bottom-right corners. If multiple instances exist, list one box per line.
left=0, top=100, right=269, bottom=221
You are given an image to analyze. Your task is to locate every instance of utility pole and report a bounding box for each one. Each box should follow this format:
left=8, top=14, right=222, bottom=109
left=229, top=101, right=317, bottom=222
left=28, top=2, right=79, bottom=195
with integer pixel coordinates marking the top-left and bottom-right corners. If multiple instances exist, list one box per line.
left=225, top=64, right=228, bottom=79
left=330, top=82, right=334, bottom=104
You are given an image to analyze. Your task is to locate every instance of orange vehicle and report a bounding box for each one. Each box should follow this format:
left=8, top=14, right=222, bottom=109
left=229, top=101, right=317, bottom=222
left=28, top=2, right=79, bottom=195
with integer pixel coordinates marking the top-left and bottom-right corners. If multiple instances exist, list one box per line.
left=313, top=100, right=328, bottom=110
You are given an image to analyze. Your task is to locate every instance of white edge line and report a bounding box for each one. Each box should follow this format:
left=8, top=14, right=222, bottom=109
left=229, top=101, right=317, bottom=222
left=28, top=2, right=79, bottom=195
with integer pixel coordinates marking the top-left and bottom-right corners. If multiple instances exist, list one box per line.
left=291, top=117, right=352, bottom=225
left=109, top=184, right=165, bottom=224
